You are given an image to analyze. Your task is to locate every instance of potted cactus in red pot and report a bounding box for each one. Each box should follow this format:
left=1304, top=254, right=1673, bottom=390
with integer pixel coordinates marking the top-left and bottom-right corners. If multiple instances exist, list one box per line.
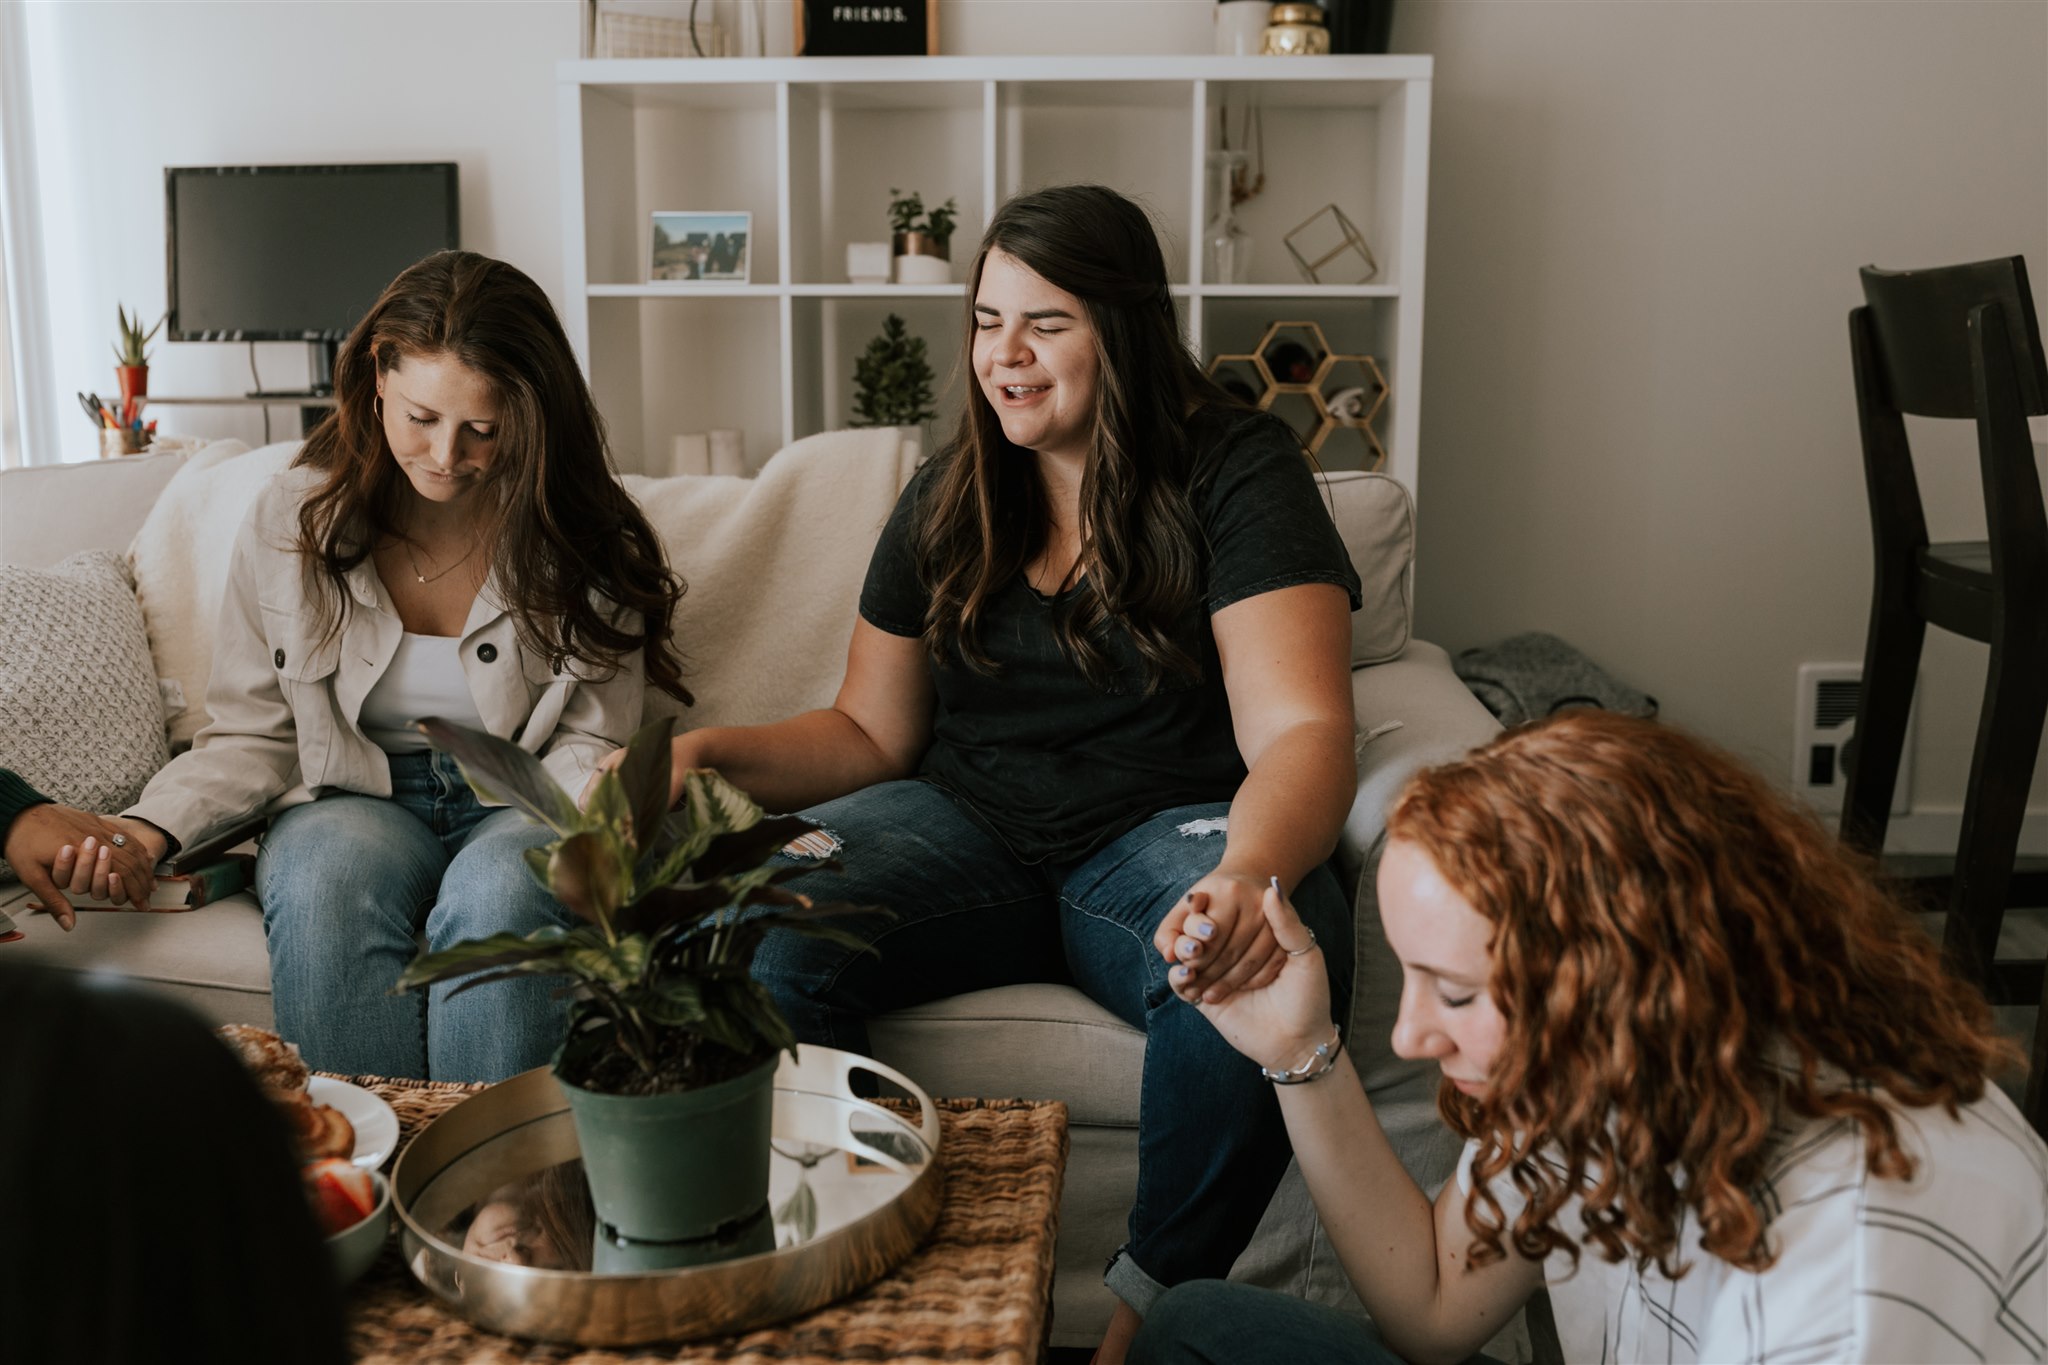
left=113, top=304, right=162, bottom=411
left=396, top=716, right=877, bottom=1264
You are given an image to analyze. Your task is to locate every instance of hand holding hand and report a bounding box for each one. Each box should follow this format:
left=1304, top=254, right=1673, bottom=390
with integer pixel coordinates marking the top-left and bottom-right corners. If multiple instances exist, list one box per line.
left=1187, top=877, right=1336, bottom=1074
left=1153, top=868, right=1287, bottom=1006
left=4, top=805, right=162, bottom=928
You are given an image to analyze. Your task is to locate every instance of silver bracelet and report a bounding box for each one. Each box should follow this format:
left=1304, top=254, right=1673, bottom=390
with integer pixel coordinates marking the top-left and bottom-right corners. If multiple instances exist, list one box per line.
left=1259, top=1024, right=1344, bottom=1085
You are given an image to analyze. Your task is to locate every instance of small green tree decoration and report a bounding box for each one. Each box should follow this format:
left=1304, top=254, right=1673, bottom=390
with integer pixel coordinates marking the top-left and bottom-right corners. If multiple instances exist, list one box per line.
left=395, top=715, right=878, bottom=1096
left=849, top=313, right=938, bottom=429
left=114, top=305, right=164, bottom=368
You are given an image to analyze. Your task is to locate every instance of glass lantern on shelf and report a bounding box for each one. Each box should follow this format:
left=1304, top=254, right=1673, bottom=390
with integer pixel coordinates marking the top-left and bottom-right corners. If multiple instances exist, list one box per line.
left=1204, top=149, right=1255, bottom=286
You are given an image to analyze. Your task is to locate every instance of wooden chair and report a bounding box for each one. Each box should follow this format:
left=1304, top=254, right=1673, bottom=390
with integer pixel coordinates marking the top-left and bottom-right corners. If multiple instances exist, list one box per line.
left=1839, top=256, right=2048, bottom=1133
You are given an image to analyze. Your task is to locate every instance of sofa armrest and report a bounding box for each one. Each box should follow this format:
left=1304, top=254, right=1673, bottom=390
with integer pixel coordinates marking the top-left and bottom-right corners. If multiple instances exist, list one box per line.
left=1335, top=639, right=1502, bottom=894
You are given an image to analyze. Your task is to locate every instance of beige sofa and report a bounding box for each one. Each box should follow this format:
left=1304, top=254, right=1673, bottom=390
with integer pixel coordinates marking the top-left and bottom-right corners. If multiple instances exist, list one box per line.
left=0, top=431, right=1504, bottom=1350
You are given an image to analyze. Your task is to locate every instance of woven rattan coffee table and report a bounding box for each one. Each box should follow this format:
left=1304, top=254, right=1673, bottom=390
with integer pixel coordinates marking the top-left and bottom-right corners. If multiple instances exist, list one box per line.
left=341, top=1075, right=1068, bottom=1365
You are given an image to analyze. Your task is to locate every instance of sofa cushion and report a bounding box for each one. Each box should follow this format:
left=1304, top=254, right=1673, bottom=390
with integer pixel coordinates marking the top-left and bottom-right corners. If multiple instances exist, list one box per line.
left=869, top=984, right=1146, bottom=1128
left=1317, top=470, right=1413, bottom=667
left=0, top=881, right=273, bottom=1026
left=0, top=451, right=191, bottom=569
left=128, top=440, right=297, bottom=747
left=0, top=550, right=169, bottom=877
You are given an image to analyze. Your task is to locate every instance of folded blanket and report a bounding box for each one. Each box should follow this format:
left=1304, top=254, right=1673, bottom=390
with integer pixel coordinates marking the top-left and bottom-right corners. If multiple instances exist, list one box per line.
left=627, top=426, right=919, bottom=732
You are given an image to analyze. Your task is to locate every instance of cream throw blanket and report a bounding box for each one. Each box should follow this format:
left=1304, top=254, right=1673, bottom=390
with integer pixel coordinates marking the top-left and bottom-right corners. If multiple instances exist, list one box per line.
left=628, top=426, right=919, bottom=732
left=129, top=439, right=292, bottom=748
left=128, top=428, right=919, bottom=751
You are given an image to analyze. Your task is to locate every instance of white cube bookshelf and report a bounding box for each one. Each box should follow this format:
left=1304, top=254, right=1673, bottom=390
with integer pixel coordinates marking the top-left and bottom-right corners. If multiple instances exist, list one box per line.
left=558, top=55, right=1432, bottom=496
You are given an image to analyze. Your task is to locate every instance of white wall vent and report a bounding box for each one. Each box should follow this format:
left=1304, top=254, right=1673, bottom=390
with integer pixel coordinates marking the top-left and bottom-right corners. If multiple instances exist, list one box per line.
left=1794, top=663, right=1911, bottom=817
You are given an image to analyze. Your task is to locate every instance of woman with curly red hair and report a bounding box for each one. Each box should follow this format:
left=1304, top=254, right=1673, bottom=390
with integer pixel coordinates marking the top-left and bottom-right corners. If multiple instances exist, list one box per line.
left=1131, top=711, right=2048, bottom=1365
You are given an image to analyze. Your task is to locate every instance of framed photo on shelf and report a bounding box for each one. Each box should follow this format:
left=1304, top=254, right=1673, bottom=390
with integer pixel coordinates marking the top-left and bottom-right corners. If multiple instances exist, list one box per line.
left=797, top=0, right=938, bottom=56
left=650, top=211, right=751, bottom=283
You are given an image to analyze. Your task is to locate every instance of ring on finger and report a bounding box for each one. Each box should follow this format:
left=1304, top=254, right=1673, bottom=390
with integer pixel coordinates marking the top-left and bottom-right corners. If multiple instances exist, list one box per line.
left=1284, top=927, right=1319, bottom=958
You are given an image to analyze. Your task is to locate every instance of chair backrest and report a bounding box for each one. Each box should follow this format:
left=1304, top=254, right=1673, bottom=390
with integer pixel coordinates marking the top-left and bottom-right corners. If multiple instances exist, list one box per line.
left=1850, top=257, right=2048, bottom=567
left=1858, top=257, right=2048, bottom=420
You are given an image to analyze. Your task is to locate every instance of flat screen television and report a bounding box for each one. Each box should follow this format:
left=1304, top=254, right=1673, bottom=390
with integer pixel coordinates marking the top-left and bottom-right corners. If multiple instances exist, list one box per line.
left=165, top=163, right=459, bottom=395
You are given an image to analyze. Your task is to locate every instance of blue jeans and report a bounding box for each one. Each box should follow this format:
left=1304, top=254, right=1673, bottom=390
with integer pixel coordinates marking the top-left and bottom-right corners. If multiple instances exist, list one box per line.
left=1131, top=1280, right=1406, bottom=1364
left=753, top=779, right=1355, bottom=1314
left=255, top=751, right=576, bottom=1082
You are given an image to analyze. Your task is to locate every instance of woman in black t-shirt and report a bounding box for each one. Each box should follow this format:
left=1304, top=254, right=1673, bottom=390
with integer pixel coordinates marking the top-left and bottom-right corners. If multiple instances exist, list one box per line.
left=642, top=185, right=1362, bottom=1363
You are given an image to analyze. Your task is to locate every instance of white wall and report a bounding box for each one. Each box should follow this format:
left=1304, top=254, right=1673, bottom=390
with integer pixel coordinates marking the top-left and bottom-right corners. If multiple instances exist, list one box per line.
left=1396, top=0, right=2048, bottom=830
left=22, top=0, right=2048, bottom=819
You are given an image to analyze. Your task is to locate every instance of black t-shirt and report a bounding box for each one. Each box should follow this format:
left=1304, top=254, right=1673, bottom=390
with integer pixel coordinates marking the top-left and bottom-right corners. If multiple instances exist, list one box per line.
left=858, top=409, right=1363, bottom=865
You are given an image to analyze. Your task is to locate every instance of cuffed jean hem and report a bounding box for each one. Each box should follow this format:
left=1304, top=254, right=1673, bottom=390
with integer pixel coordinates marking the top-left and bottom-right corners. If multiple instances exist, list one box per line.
left=1105, top=1246, right=1170, bottom=1315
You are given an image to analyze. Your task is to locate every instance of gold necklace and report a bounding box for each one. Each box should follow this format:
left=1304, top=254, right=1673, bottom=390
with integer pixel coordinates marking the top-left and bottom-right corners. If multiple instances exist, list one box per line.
left=403, top=539, right=479, bottom=585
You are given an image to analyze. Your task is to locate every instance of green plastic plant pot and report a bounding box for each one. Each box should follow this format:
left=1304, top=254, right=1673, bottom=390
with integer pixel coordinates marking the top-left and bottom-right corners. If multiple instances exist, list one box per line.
left=587, top=1203, right=777, bottom=1273
left=555, top=1055, right=776, bottom=1244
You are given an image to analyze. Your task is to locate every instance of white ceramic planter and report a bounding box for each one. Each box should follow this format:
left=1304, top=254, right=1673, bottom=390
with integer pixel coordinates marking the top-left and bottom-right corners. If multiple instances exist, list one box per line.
left=893, top=253, right=952, bottom=286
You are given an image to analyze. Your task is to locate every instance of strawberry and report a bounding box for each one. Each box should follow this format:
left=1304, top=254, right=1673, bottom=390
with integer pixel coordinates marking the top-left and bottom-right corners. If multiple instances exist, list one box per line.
left=303, top=1157, right=378, bottom=1237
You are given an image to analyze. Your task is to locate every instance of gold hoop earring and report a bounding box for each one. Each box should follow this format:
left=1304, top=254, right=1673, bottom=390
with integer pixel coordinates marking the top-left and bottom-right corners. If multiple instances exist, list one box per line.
left=373, top=395, right=383, bottom=421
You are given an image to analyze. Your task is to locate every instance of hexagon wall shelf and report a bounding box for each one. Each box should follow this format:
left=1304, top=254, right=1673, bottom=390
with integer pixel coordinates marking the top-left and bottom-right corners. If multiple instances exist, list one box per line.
left=1205, top=320, right=1387, bottom=470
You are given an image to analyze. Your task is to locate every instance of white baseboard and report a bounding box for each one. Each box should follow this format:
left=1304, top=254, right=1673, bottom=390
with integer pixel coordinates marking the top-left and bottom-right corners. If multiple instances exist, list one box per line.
left=1883, top=807, right=2048, bottom=857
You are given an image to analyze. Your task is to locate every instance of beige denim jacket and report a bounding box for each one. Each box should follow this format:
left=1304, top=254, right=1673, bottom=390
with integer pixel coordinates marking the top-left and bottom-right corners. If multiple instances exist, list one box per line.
left=127, top=467, right=644, bottom=849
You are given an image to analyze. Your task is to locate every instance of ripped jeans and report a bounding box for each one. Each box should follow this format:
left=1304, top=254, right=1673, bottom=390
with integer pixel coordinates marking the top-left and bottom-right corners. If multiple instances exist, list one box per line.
left=751, top=779, right=1355, bottom=1315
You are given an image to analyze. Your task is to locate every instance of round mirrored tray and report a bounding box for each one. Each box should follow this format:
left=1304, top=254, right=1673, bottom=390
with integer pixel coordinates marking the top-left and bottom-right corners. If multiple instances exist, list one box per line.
left=390, top=1046, right=943, bottom=1347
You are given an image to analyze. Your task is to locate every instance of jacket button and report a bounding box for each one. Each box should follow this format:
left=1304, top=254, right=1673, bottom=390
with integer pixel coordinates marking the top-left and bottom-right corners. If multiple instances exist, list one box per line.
left=477, top=643, right=498, bottom=663
left=274, top=648, right=286, bottom=669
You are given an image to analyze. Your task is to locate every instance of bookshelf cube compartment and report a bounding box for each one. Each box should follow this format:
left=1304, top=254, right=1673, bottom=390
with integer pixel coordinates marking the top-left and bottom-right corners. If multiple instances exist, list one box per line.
left=795, top=294, right=968, bottom=442
left=577, top=83, right=780, bottom=287
left=590, top=295, right=782, bottom=476
left=997, top=81, right=1196, bottom=282
left=787, top=82, right=986, bottom=286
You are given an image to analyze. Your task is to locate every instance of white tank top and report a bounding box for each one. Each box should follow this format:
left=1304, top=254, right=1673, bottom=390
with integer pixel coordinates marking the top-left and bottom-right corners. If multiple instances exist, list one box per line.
left=359, top=632, right=488, bottom=753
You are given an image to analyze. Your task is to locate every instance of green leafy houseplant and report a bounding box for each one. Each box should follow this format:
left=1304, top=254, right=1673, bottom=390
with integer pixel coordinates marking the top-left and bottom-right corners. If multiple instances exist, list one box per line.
left=848, top=314, right=938, bottom=429
left=396, top=715, right=873, bottom=1098
left=113, top=305, right=164, bottom=368
left=886, top=188, right=959, bottom=250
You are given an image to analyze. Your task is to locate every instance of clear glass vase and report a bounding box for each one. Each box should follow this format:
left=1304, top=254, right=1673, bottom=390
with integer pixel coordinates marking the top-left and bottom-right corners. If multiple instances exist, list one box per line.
left=1204, top=150, right=1254, bottom=286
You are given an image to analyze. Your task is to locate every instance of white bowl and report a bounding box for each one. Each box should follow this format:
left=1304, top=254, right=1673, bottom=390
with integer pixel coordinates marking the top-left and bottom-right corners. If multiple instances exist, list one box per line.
left=326, top=1169, right=392, bottom=1285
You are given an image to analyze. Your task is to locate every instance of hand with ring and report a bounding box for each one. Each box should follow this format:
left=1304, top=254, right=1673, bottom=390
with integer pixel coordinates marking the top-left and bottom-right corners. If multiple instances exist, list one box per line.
left=3, top=805, right=161, bottom=927
left=1180, top=875, right=1337, bottom=1076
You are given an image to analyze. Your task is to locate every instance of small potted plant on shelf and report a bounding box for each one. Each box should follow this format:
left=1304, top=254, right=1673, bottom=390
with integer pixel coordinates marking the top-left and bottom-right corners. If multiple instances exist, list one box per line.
left=848, top=313, right=938, bottom=430
left=113, top=304, right=163, bottom=410
left=887, top=188, right=959, bottom=285
left=396, top=715, right=876, bottom=1265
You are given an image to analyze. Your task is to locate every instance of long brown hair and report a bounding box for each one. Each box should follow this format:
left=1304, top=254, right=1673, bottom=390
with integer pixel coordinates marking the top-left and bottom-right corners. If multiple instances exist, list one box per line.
left=294, top=250, right=690, bottom=703
left=1387, top=711, right=2019, bottom=1279
left=916, top=184, right=1251, bottom=688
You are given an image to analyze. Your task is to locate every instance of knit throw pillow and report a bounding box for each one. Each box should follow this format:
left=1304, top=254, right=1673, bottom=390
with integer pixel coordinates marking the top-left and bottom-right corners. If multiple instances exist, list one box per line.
left=0, top=551, right=168, bottom=876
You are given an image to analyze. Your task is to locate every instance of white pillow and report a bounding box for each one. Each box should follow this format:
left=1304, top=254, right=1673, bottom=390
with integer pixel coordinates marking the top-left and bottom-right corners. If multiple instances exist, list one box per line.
left=0, top=551, right=169, bottom=871
left=1316, top=470, right=1414, bottom=667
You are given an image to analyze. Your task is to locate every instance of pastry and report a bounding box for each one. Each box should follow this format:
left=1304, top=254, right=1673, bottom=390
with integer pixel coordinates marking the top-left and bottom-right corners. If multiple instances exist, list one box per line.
left=218, top=1022, right=312, bottom=1095
left=217, top=1023, right=354, bottom=1161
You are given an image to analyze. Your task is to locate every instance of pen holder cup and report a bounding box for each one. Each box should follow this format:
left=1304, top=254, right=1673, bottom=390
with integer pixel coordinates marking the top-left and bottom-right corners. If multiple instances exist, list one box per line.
left=100, top=426, right=147, bottom=457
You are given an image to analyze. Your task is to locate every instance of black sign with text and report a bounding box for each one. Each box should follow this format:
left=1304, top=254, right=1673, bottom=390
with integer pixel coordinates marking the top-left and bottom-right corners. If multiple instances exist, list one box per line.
left=799, top=0, right=934, bottom=56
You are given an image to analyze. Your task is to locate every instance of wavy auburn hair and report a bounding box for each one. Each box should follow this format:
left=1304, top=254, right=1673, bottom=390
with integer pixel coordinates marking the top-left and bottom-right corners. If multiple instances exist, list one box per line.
left=915, top=184, right=1256, bottom=689
left=1387, top=711, right=2019, bottom=1279
left=294, top=251, right=690, bottom=703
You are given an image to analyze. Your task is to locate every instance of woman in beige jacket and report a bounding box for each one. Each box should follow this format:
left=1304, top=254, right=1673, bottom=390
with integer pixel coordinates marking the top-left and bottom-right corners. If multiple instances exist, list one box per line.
left=108, top=252, right=691, bottom=1082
